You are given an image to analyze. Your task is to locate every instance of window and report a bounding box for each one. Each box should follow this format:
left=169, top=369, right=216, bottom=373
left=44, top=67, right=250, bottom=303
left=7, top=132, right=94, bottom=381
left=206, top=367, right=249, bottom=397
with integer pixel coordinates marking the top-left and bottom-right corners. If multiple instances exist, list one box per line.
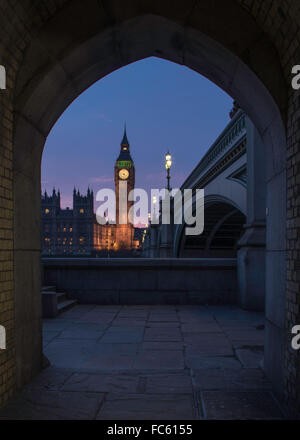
left=80, top=209, right=84, bottom=214
left=45, top=209, right=50, bottom=214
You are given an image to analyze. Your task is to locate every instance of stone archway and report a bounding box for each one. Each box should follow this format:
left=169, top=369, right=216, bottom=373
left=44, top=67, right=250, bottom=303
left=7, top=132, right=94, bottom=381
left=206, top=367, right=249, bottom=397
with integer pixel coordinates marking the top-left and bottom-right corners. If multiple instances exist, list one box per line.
left=0, top=0, right=298, bottom=415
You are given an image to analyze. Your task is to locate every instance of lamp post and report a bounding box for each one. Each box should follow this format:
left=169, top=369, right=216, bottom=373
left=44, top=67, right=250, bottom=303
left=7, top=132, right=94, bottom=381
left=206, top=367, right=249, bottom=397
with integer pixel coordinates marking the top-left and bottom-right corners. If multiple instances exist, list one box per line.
left=152, top=195, right=157, bottom=223
left=165, top=151, right=172, bottom=191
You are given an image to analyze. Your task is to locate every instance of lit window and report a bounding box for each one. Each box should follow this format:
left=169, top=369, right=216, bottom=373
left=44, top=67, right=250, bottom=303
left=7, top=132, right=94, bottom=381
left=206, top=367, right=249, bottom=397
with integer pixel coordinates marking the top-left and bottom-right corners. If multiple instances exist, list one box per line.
left=45, top=209, right=50, bottom=214
left=79, top=237, right=85, bottom=244
left=69, top=228, right=73, bottom=232
left=80, top=209, right=84, bottom=214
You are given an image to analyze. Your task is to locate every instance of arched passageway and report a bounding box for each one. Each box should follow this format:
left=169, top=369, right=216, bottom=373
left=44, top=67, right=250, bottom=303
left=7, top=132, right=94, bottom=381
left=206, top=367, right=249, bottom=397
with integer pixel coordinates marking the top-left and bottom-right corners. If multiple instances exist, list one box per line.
left=0, top=0, right=298, bottom=416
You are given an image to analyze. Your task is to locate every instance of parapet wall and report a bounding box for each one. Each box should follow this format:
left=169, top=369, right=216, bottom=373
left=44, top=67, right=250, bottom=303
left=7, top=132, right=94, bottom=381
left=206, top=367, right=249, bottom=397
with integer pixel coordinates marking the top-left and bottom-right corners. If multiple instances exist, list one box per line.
left=42, top=258, right=237, bottom=305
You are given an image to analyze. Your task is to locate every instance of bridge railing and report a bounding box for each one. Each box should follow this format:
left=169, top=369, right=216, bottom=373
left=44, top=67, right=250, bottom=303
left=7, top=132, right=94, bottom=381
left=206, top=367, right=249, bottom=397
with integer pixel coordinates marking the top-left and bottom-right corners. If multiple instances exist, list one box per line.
left=181, top=110, right=246, bottom=191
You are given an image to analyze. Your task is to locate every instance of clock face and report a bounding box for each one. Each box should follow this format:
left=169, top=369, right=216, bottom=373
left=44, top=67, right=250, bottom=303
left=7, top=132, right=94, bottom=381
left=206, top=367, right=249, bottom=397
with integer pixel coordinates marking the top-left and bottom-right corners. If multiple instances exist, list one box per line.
left=119, top=169, right=129, bottom=180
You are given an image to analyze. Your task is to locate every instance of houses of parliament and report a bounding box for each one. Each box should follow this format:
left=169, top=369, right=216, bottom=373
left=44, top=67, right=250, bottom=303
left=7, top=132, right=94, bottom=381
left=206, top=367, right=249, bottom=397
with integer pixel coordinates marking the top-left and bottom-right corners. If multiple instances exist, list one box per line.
left=41, top=128, right=143, bottom=256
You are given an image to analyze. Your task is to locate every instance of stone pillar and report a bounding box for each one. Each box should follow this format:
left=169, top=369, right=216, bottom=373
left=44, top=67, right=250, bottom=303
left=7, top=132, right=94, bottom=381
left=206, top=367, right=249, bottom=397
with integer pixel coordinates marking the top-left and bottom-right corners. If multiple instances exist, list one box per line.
left=237, top=118, right=266, bottom=311
left=159, top=197, right=174, bottom=258
left=142, top=230, right=150, bottom=257
left=149, top=224, right=158, bottom=258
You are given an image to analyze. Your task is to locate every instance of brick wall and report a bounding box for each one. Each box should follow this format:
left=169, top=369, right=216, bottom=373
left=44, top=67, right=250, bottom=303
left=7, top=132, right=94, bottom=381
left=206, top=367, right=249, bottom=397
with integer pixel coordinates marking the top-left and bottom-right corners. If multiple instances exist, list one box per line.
left=0, top=0, right=68, bottom=409
left=0, top=8, right=16, bottom=407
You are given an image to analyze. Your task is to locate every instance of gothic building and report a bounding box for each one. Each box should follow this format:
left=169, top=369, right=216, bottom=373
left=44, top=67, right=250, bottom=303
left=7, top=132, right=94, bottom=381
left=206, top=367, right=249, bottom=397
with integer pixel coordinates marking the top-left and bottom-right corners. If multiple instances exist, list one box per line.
left=41, top=128, right=141, bottom=256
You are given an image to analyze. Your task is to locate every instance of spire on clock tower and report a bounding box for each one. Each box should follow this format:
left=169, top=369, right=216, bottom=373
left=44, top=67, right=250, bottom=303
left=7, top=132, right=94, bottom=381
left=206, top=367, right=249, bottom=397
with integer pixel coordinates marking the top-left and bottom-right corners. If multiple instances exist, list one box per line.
left=117, top=123, right=134, bottom=162
left=121, top=123, right=129, bottom=146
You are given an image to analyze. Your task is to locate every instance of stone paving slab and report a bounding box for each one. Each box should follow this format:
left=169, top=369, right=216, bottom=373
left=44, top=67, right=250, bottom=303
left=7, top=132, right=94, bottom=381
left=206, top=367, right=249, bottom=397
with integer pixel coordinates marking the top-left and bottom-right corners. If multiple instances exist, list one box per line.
left=225, top=330, right=265, bottom=348
left=187, top=356, right=242, bottom=370
left=118, top=311, right=149, bottom=318
left=144, top=327, right=182, bottom=341
left=101, top=328, right=144, bottom=343
left=44, top=339, right=97, bottom=369
left=111, top=318, right=146, bottom=326
left=80, top=344, right=138, bottom=370
left=184, top=334, right=234, bottom=356
left=143, top=373, right=193, bottom=394
left=148, top=314, right=179, bottom=322
left=79, top=315, right=116, bottom=324
left=141, top=341, right=184, bottom=351
left=193, top=368, right=272, bottom=391
left=146, top=321, right=180, bottom=328
left=96, top=393, right=196, bottom=420
left=181, top=322, right=222, bottom=333
left=43, top=330, right=61, bottom=341
left=178, top=313, right=214, bottom=323
left=24, top=366, right=73, bottom=391
left=56, top=307, right=96, bottom=321
left=201, top=391, right=284, bottom=420
left=0, top=305, right=286, bottom=420
left=134, top=350, right=184, bottom=370
left=58, top=329, right=105, bottom=340
left=94, top=343, right=138, bottom=354
left=236, top=347, right=264, bottom=368
left=82, top=353, right=135, bottom=370
left=218, top=319, right=264, bottom=329
left=0, top=389, right=105, bottom=420
left=43, top=320, right=72, bottom=331
left=62, top=372, right=140, bottom=393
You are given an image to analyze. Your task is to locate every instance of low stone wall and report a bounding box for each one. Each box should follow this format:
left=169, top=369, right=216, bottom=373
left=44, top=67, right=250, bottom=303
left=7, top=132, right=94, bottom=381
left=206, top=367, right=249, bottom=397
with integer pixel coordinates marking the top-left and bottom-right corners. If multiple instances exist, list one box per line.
left=42, top=258, right=237, bottom=305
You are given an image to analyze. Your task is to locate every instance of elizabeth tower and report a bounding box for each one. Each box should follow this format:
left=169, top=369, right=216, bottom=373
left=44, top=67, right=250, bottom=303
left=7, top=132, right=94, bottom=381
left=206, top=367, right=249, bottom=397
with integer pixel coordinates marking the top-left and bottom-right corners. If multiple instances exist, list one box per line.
left=114, top=126, right=135, bottom=249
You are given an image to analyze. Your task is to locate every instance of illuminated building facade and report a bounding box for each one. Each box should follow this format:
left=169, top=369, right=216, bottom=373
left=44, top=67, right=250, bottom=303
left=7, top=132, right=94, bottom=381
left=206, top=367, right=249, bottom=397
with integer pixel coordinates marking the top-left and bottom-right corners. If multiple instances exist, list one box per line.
left=41, top=128, right=141, bottom=256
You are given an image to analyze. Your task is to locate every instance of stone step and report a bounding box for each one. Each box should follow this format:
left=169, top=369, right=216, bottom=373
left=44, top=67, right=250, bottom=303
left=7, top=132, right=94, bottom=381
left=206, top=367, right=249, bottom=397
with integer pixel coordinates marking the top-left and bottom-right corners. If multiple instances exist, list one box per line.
left=42, top=287, right=75, bottom=318
left=57, top=299, right=77, bottom=315
left=56, top=292, right=67, bottom=303
left=42, top=291, right=57, bottom=318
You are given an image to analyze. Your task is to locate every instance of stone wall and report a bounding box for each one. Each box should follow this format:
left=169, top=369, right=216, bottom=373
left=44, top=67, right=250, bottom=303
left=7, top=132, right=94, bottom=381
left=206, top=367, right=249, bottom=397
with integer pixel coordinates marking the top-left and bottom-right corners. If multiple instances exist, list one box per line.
left=43, top=258, right=237, bottom=305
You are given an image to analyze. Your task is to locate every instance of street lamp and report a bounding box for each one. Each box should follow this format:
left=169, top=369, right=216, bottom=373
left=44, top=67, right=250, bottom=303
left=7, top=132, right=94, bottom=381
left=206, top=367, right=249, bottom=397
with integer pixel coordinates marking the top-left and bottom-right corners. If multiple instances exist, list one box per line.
left=153, top=195, right=157, bottom=216
left=151, top=195, right=159, bottom=224
left=165, top=151, right=172, bottom=191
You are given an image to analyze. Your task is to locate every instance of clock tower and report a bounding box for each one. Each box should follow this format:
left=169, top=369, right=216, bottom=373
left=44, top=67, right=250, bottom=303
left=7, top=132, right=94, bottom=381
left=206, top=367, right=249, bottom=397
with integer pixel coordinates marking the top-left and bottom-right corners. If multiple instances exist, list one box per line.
left=114, top=126, right=135, bottom=250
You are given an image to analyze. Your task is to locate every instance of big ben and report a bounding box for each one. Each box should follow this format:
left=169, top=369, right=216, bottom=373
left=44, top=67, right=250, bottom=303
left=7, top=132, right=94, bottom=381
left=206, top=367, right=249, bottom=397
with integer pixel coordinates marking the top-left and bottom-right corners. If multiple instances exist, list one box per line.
left=114, top=125, right=135, bottom=249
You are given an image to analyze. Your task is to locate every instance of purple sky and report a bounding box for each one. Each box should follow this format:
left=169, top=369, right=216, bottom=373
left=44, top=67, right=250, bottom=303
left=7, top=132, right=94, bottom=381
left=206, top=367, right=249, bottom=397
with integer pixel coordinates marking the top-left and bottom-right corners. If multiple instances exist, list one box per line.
left=42, top=57, right=232, bottom=213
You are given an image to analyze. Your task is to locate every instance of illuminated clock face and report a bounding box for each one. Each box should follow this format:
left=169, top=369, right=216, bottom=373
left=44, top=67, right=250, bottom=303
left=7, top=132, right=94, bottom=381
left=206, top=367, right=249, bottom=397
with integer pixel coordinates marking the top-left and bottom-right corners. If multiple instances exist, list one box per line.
left=119, top=169, right=129, bottom=180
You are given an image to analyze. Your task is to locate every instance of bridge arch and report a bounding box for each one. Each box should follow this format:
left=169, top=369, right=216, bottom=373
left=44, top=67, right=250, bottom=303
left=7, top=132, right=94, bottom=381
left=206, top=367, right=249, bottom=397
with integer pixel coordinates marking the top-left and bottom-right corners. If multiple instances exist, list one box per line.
left=175, top=195, right=246, bottom=258
left=0, top=0, right=296, bottom=410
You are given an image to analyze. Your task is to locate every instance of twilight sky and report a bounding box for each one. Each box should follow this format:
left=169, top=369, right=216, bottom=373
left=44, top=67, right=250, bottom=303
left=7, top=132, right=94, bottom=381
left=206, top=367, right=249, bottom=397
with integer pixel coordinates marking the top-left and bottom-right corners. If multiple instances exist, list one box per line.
left=42, top=57, right=233, bottom=210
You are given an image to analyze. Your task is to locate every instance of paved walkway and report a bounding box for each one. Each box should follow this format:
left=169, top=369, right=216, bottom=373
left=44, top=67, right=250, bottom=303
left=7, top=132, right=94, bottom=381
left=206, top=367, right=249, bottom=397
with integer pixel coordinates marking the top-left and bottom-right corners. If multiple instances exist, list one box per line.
left=0, top=305, right=285, bottom=419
